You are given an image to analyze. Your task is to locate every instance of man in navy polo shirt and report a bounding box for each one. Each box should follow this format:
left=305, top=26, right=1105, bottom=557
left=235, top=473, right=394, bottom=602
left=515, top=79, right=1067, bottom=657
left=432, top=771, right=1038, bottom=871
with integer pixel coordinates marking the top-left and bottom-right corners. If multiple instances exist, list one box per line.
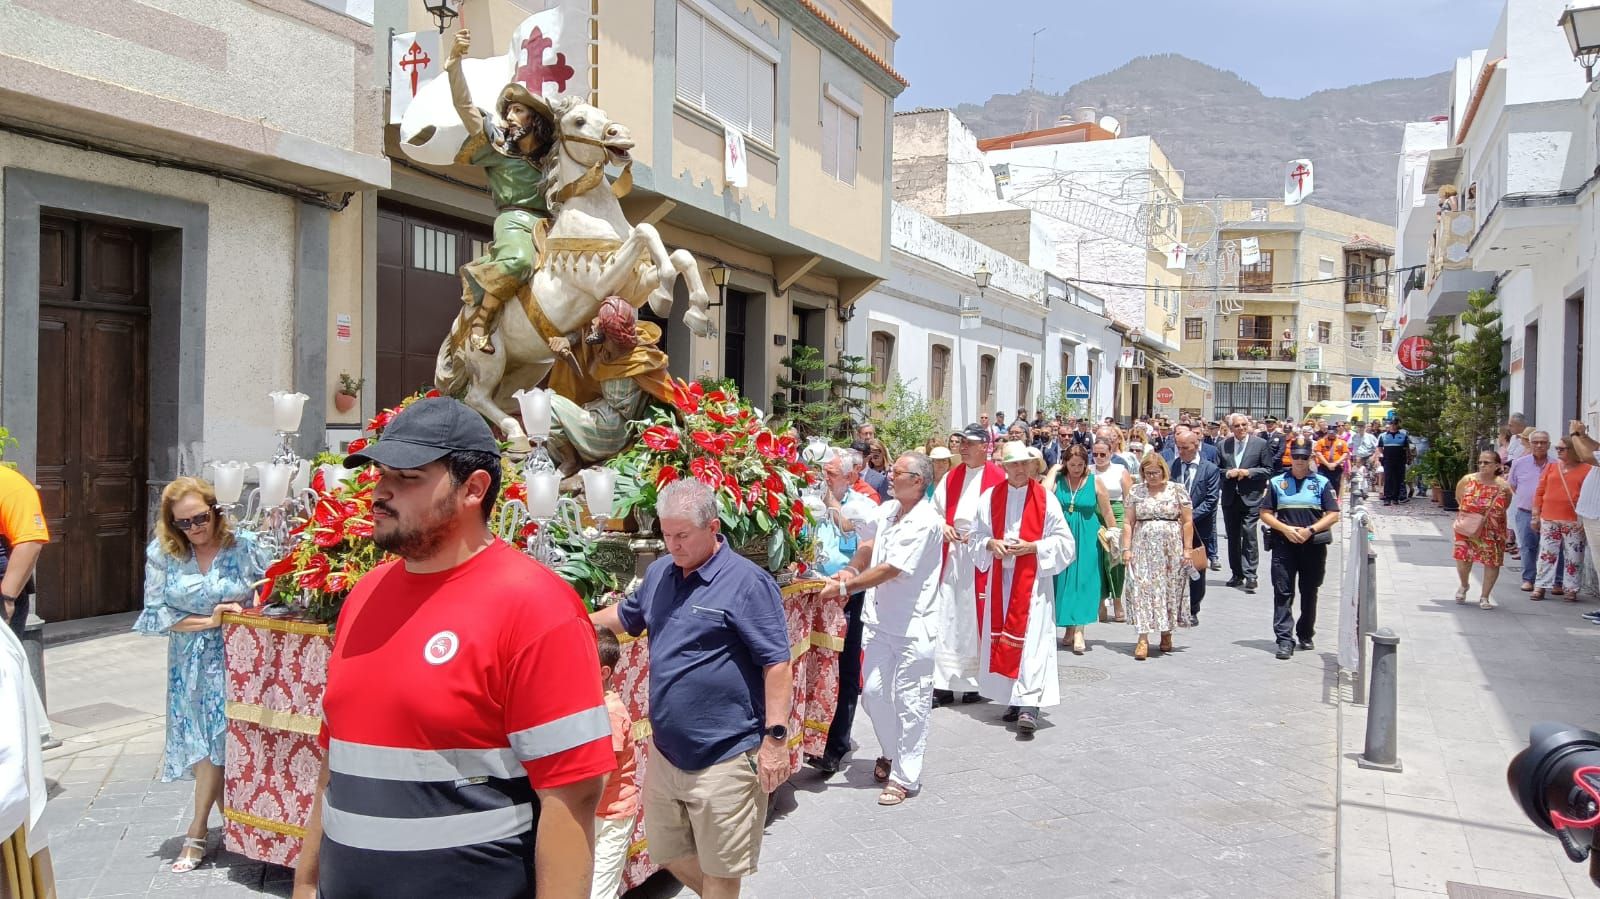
left=591, top=479, right=792, bottom=898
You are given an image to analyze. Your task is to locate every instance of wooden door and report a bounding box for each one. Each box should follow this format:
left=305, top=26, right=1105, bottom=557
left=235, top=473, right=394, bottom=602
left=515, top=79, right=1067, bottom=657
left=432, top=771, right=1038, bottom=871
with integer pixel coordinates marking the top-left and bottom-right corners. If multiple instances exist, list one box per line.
left=375, top=205, right=491, bottom=410
left=35, top=216, right=150, bottom=621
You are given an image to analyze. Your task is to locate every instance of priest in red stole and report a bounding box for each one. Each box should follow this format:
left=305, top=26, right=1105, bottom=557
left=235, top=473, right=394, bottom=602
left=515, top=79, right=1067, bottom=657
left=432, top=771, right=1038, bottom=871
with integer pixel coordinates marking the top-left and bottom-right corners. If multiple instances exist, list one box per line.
left=931, top=424, right=1006, bottom=703
left=971, top=441, right=1076, bottom=733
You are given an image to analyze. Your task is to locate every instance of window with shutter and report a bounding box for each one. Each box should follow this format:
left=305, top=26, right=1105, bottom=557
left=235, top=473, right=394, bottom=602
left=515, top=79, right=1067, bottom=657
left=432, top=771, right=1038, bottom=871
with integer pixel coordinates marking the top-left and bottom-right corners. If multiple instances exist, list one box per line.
left=870, top=331, right=894, bottom=402
left=821, top=100, right=839, bottom=180
left=674, top=2, right=776, bottom=147
left=979, top=354, right=996, bottom=410
left=1017, top=362, right=1033, bottom=409
left=930, top=344, right=950, bottom=404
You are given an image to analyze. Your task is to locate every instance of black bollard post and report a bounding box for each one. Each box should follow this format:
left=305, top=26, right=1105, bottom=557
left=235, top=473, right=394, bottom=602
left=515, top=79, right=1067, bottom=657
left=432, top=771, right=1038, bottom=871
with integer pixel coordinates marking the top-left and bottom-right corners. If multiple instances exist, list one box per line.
left=1357, top=627, right=1402, bottom=772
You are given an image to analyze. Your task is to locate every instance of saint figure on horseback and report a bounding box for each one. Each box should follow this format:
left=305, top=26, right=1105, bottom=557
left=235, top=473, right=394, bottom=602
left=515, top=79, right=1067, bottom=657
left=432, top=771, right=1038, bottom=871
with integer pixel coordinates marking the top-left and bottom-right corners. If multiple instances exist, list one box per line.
left=444, top=28, right=554, bottom=354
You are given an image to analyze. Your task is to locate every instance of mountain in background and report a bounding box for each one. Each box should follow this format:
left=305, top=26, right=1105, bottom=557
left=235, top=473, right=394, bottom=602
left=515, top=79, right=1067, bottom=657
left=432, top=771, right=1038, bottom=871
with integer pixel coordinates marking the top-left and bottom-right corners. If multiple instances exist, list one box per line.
left=948, top=54, right=1450, bottom=224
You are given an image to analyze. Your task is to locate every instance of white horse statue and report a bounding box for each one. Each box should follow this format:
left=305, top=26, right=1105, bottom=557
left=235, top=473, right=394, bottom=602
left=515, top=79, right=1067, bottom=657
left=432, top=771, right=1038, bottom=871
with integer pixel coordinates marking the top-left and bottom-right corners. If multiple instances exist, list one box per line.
left=433, top=97, right=713, bottom=449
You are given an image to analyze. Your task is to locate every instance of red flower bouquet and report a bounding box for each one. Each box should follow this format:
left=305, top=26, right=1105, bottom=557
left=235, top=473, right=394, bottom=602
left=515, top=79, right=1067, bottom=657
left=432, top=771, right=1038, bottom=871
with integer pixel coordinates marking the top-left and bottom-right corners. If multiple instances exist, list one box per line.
left=609, top=379, right=815, bottom=572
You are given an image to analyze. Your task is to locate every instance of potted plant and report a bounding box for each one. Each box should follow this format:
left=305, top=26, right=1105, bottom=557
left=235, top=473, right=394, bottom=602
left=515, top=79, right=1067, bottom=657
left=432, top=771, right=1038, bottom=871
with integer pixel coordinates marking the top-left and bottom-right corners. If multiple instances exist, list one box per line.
left=1247, top=346, right=1270, bottom=361
left=1430, top=438, right=1468, bottom=512
left=1216, top=348, right=1235, bottom=361
left=609, top=379, right=816, bottom=574
left=334, top=373, right=364, bottom=413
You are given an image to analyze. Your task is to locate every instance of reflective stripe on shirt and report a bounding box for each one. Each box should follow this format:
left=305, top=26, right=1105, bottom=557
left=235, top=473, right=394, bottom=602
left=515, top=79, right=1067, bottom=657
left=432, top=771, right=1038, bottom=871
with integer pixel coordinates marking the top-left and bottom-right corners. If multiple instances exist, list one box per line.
left=508, top=705, right=612, bottom=763
left=329, top=738, right=525, bottom=782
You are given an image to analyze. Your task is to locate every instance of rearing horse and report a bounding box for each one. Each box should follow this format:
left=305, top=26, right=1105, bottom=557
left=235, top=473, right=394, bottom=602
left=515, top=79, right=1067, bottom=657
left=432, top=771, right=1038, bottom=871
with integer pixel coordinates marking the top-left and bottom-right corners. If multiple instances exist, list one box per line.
left=436, top=96, right=713, bottom=449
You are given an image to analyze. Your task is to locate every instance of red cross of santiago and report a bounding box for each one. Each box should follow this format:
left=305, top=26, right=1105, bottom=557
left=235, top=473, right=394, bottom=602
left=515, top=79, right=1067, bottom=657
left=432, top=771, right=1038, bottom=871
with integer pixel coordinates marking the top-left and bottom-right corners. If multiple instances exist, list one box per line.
left=400, top=41, right=431, bottom=97
left=1290, top=163, right=1311, bottom=192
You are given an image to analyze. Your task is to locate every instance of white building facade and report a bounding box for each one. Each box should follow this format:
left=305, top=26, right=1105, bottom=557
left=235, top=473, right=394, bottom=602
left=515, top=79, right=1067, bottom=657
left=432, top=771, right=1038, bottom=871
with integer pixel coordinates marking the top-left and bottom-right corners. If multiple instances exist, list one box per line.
left=1401, top=0, right=1597, bottom=432
left=849, top=205, right=1119, bottom=430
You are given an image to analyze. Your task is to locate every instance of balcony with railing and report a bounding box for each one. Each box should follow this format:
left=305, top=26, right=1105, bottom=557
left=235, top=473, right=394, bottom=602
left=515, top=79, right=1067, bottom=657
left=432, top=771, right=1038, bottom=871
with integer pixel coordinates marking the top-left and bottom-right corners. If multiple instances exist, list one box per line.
left=1211, top=338, right=1299, bottom=368
left=1422, top=209, right=1493, bottom=319
left=1344, top=285, right=1387, bottom=314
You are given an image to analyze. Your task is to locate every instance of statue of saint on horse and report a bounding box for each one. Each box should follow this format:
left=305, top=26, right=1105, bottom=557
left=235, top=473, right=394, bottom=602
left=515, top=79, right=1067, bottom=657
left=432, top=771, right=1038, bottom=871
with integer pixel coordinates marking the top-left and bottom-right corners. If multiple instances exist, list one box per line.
left=428, top=35, right=713, bottom=450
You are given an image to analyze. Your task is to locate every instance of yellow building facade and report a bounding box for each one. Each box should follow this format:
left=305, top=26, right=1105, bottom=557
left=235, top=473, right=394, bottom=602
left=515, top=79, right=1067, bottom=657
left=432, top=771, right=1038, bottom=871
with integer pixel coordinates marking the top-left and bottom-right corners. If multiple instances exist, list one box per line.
left=1166, top=201, right=1399, bottom=421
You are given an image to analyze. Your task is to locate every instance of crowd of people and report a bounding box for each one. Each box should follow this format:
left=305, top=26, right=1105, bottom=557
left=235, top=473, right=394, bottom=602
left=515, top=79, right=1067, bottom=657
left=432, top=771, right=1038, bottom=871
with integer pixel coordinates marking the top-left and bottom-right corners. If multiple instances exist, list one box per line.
left=27, top=394, right=1587, bottom=899
left=1454, top=417, right=1600, bottom=617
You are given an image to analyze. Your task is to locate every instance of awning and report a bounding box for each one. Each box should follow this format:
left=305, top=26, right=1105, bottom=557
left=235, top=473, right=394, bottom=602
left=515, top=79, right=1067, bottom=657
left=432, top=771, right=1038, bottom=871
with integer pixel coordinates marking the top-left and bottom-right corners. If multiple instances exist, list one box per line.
left=1147, top=349, right=1211, bottom=392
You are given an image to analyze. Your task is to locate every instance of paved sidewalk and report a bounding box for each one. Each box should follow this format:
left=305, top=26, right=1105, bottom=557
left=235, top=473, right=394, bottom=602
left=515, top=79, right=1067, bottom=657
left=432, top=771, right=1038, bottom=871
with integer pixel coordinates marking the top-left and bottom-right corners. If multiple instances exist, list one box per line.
left=1337, top=500, right=1600, bottom=898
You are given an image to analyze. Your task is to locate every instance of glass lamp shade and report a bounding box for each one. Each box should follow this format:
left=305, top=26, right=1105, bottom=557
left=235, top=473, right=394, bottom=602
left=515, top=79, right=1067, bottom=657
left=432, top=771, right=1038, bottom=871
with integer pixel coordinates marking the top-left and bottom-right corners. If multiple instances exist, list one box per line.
left=512, top=387, right=553, bottom=439
left=801, top=436, right=829, bottom=464
left=527, top=470, right=560, bottom=518
left=211, top=462, right=248, bottom=505
left=269, top=391, right=311, bottom=432
left=580, top=468, right=617, bottom=521
left=256, top=461, right=296, bottom=509
left=319, top=463, right=353, bottom=492
left=290, top=460, right=312, bottom=494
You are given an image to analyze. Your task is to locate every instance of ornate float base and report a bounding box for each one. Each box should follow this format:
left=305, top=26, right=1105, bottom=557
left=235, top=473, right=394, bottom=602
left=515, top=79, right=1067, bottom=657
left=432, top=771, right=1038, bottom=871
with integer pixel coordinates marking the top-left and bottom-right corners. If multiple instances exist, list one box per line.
left=221, top=580, right=842, bottom=888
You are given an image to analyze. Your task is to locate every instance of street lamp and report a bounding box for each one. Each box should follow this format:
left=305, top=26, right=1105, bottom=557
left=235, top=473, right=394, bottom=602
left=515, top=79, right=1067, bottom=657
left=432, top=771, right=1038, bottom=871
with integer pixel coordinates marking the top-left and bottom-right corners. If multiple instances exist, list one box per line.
left=424, top=0, right=461, bottom=33
left=1560, top=3, right=1600, bottom=82
left=973, top=262, right=992, bottom=294
left=708, top=261, right=730, bottom=308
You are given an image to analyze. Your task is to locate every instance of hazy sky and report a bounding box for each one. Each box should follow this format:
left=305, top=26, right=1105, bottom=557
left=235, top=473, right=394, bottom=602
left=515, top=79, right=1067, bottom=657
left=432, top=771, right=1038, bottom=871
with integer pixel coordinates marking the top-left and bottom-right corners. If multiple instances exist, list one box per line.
left=894, top=0, right=1505, bottom=108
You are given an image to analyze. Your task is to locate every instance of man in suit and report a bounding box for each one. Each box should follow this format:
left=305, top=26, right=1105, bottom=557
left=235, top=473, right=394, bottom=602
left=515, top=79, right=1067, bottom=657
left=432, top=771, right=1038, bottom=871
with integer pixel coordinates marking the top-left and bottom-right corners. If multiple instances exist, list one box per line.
left=1160, top=425, right=1219, bottom=466
left=1219, top=413, right=1274, bottom=593
left=1170, top=430, right=1221, bottom=621
left=1262, top=418, right=1287, bottom=475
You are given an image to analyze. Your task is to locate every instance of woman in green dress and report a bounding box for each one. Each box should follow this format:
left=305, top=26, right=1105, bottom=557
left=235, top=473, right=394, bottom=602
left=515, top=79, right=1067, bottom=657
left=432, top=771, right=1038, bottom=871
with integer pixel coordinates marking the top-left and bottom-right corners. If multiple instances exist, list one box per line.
left=1044, top=444, right=1117, bottom=655
left=1092, top=438, right=1135, bottom=624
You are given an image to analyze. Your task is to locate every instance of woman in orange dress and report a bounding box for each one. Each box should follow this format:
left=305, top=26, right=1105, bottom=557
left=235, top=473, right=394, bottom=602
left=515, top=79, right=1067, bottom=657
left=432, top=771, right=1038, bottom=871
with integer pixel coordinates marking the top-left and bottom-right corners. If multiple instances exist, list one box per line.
left=1453, top=449, right=1514, bottom=609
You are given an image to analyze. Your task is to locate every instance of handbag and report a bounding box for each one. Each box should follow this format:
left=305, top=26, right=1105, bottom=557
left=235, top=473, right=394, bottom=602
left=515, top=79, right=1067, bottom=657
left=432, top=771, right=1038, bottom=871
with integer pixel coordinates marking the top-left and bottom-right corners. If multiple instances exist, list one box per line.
left=1186, top=545, right=1208, bottom=570
left=1453, top=511, right=1485, bottom=539
left=1097, top=526, right=1120, bottom=557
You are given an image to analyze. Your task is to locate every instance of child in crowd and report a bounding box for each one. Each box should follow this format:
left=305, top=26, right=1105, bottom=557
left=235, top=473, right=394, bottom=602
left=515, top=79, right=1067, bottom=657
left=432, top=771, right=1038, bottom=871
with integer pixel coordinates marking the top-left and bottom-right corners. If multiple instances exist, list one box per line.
left=591, top=625, right=639, bottom=899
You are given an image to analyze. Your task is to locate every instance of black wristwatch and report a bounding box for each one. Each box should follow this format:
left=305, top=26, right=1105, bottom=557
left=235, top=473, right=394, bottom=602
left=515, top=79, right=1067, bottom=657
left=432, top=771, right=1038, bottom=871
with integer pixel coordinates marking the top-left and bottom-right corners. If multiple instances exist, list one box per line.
left=764, top=724, right=788, bottom=742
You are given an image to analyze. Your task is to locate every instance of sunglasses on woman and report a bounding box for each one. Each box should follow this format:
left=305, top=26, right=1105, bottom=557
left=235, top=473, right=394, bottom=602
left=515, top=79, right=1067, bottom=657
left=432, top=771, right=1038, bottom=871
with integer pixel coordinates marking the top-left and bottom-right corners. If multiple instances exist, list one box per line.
left=172, top=511, right=213, bottom=531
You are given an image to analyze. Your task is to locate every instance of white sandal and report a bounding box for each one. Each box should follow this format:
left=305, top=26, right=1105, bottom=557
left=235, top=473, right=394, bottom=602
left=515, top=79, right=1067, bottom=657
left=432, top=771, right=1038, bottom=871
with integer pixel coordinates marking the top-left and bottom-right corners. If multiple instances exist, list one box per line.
left=1455, top=586, right=1469, bottom=604
left=1479, top=596, right=1496, bottom=610
left=172, top=836, right=208, bottom=873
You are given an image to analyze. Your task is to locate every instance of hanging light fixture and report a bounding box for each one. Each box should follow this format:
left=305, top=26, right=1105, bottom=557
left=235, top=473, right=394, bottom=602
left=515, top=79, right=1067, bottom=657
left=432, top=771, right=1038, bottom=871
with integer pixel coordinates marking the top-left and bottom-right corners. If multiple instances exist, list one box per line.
left=424, top=0, right=461, bottom=34
left=973, top=262, right=992, bottom=294
left=707, top=262, right=731, bottom=308
left=1560, top=3, right=1600, bottom=82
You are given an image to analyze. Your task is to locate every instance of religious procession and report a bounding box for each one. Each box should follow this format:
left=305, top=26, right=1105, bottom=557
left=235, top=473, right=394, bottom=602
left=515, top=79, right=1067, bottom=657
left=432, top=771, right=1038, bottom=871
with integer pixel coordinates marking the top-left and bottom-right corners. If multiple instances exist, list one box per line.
left=8, top=0, right=1600, bottom=897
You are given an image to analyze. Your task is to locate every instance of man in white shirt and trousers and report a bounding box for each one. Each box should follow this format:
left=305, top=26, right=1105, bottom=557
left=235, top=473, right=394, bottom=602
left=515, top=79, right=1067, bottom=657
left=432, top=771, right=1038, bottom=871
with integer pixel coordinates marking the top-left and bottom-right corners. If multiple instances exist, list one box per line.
left=971, top=441, right=1076, bottom=734
left=931, top=424, right=1005, bottom=706
left=822, top=451, right=946, bottom=807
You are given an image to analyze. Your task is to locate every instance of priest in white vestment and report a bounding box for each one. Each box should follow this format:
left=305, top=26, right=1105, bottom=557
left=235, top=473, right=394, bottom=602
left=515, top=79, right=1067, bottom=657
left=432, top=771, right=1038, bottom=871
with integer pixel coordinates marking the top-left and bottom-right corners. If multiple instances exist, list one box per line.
left=931, top=424, right=1005, bottom=703
left=971, top=441, right=1076, bottom=733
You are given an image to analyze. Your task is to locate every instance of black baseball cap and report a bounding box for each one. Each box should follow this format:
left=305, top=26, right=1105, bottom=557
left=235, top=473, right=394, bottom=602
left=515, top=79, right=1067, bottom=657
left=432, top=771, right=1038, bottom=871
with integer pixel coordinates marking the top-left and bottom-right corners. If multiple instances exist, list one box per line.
left=344, top=396, right=500, bottom=469
left=1288, top=437, right=1314, bottom=459
left=961, top=423, right=988, bottom=442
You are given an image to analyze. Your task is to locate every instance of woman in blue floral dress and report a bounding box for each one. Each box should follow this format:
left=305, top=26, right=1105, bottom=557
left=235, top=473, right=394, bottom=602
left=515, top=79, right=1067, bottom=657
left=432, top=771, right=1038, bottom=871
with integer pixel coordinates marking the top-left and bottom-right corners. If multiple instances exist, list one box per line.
left=134, top=476, right=271, bottom=872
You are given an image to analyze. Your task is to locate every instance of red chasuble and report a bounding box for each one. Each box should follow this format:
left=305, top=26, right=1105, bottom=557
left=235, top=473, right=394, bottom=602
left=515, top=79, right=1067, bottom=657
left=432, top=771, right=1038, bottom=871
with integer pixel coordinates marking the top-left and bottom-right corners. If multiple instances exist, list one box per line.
left=940, top=461, right=1005, bottom=633
left=987, top=479, right=1046, bottom=680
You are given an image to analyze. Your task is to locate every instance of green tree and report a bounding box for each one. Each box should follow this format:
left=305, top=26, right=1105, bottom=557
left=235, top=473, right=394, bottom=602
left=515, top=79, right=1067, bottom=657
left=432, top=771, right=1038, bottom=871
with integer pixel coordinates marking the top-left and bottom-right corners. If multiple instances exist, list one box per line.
left=772, top=347, right=875, bottom=442
left=873, top=377, right=941, bottom=458
left=1390, top=314, right=1461, bottom=489
left=1038, top=377, right=1085, bottom=423
left=1441, top=288, right=1507, bottom=455
left=830, top=354, right=877, bottom=437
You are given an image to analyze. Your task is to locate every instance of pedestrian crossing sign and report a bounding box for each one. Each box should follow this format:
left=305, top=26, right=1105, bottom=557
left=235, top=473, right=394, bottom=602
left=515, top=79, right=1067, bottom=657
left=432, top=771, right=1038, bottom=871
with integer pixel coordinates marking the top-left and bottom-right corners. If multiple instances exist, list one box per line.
left=1065, top=375, right=1092, bottom=400
left=1351, top=377, right=1381, bottom=404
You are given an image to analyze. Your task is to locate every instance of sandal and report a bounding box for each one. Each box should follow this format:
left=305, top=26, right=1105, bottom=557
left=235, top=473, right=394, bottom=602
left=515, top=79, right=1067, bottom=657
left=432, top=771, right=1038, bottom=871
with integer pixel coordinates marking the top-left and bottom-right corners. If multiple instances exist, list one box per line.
left=1479, top=597, right=1496, bottom=610
left=873, top=757, right=892, bottom=783
left=1531, top=589, right=1545, bottom=601
left=172, top=836, right=208, bottom=873
left=1454, top=586, right=1469, bottom=604
left=1553, top=587, right=1566, bottom=597
left=1520, top=582, right=1533, bottom=592
left=877, top=782, right=909, bottom=806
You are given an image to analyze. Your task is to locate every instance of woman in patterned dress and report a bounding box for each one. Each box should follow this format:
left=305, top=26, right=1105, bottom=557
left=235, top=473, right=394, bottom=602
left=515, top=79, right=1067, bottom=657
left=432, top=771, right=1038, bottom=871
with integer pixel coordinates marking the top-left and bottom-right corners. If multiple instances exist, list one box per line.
left=1045, top=445, right=1116, bottom=655
left=1120, top=455, right=1195, bottom=661
left=1453, top=450, right=1514, bottom=609
left=134, top=477, right=271, bottom=873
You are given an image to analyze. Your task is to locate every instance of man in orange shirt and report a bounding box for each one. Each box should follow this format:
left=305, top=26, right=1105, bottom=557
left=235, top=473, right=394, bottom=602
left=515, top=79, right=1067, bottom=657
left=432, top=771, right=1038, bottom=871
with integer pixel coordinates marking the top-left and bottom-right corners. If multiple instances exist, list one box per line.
left=1313, top=428, right=1349, bottom=495
left=0, top=466, right=49, bottom=641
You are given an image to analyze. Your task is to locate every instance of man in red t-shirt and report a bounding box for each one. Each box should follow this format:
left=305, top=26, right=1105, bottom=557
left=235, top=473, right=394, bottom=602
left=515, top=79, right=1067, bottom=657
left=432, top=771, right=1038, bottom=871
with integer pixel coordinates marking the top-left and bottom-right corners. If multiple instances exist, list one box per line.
left=293, top=398, right=614, bottom=899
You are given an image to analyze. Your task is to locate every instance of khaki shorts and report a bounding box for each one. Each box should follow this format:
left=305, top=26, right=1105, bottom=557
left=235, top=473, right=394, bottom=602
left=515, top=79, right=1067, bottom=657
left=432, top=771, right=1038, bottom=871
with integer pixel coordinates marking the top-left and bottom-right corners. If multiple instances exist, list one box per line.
left=642, top=743, right=766, bottom=878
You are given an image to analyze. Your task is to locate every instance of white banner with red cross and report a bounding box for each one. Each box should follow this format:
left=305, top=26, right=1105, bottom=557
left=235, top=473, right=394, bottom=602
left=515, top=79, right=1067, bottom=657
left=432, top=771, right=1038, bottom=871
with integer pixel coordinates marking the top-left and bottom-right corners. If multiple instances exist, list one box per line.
left=390, top=31, right=441, bottom=124
left=1284, top=159, right=1315, bottom=206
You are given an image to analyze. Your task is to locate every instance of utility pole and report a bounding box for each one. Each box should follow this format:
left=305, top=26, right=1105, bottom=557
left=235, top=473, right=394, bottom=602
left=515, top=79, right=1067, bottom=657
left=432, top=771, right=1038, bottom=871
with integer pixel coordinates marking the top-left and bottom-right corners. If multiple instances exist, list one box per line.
left=1028, top=27, right=1046, bottom=131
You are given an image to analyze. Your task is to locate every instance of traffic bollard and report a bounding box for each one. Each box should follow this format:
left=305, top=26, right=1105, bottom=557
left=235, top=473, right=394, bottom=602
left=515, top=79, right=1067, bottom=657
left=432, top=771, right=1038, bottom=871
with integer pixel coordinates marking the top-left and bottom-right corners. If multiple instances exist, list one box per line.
left=1357, top=627, right=1402, bottom=772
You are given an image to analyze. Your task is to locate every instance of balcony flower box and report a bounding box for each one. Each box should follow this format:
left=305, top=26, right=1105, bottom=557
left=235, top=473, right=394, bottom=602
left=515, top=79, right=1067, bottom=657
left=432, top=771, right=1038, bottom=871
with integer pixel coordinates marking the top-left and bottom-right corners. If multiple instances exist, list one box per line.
left=1246, top=346, right=1270, bottom=361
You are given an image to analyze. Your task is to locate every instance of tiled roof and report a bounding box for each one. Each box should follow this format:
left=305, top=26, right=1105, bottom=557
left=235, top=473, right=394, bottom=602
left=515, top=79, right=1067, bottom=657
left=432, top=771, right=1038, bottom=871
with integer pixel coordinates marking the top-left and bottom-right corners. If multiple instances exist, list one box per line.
left=795, top=0, right=909, bottom=87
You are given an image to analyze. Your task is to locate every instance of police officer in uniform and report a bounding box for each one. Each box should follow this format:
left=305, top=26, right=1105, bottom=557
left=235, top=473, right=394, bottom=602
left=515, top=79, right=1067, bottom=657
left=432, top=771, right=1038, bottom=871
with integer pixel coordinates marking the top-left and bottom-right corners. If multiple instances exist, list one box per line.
left=1259, top=437, right=1341, bottom=660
